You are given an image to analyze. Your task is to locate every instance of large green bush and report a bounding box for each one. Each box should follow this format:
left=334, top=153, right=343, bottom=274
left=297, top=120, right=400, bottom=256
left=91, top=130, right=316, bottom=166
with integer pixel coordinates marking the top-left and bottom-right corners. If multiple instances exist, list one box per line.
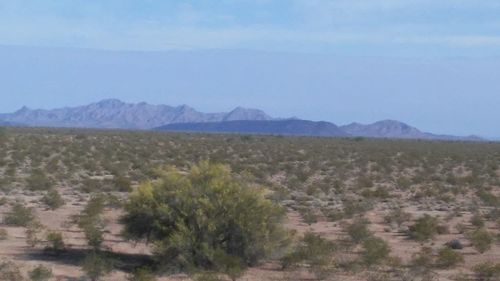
left=122, top=162, right=287, bottom=274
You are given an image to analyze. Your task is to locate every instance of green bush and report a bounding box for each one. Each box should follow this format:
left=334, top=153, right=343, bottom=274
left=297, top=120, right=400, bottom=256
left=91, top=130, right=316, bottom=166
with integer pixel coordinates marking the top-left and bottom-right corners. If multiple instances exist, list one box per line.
left=42, top=189, right=65, bottom=210
left=384, top=208, right=411, bottom=228
left=281, top=232, right=336, bottom=280
left=345, top=218, right=372, bottom=244
left=122, top=162, right=287, bottom=274
left=4, top=203, right=35, bottom=227
left=470, top=213, right=485, bottom=228
left=408, top=214, right=440, bottom=241
left=128, top=267, right=156, bottom=281
left=473, top=262, right=500, bottom=281
left=73, top=194, right=106, bottom=251
left=435, top=247, right=463, bottom=268
left=82, top=252, right=112, bottom=281
left=45, top=231, right=65, bottom=253
left=0, top=229, right=7, bottom=240
left=26, top=169, right=53, bottom=191
left=361, top=237, right=390, bottom=266
left=410, top=246, right=434, bottom=269
left=468, top=228, right=493, bottom=253
left=0, top=260, right=23, bottom=281
left=113, top=175, right=132, bottom=192
left=29, top=265, right=53, bottom=281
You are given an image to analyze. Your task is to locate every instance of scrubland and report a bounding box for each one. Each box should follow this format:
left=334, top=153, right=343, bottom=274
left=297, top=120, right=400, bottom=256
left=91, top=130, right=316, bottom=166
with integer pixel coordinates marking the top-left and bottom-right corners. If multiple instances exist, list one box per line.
left=0, top=127, right=499, bottom=280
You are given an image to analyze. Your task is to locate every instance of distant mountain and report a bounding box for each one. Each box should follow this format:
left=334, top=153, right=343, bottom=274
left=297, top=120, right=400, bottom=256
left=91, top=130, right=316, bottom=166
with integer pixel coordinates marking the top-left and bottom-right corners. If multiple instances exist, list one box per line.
left=157, top=119, right=484, bottom=141
left=0, top=99, right=484, bottom=141
left=340, top=120, right=483, bottom=141
left=0, top=120, right=24, bottom=127
left=0, top=99, right=273, bottom=129
left=156, top=120, right=346, bottom=137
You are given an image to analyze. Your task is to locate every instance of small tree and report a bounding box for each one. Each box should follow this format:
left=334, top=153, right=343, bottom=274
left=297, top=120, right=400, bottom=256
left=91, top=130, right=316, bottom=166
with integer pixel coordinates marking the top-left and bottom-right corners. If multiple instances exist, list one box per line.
left=122, top=162, right=287, bottom=276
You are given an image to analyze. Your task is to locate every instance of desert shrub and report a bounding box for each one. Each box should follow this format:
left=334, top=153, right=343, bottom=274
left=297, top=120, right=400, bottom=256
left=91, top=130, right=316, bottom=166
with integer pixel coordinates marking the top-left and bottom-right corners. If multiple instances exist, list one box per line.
left=411, top=246, right=434, bottom=270
left=26, top=169, right=53, bottom=191
left=29, top=265, right=53, bottom=281
left=324, top=209, right=344, bottom=222
left=113, top=175, right=132, bottom=192
left=361, top=187, right=391, bottom=199
left=435, top=247, right=463, bottom=268
left=343, top=199, right=372, bottom=218
left=26, top=220, right=44, bottom=248
left=45, top=231, right=65, bottom=253
left=128, top=267, right=156, bottom=281
left=301, top=209, right=318, bottom=225
left=0, top=260, right=23, bottom=281
left=361, top=237, right=390, bottom=266
left=384, top=207, right=412, bottom=228
left=82, top=252, right=112, bottom=281
left=122, top=162, right=287, bottom=274
left=0, top=228, right=7, bottom=240
left=473, top=262, right=500, bottom=281
left=468, top=228, right=493, bottom=253
left=73, top=194, right=106, bottom=250
left=345, top=218, right=372, bottom=244
left=4, top=203, right=35, bottom=226
left=470, top=213, right=485, bottom=228
left=408, top=214, right=440, bottom=241
left=42, top=189, right=65, bottom=210
left=281, top=232, right=336, bottom=280
left=476, top=190, right=499, bottom=207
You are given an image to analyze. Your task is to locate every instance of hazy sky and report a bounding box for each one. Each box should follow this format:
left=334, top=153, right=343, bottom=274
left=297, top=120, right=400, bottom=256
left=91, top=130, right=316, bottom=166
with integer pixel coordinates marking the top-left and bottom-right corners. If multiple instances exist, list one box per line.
left=0, top=1, right=499, bottom=137
left=1, top=0, right=500, bottom=56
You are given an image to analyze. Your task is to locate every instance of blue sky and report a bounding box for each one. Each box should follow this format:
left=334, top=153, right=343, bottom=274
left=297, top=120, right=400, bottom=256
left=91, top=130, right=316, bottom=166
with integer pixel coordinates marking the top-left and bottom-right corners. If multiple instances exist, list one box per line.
left=0, top=1, right=499, bottom=137
left=1, top=0, right=500, bottom=56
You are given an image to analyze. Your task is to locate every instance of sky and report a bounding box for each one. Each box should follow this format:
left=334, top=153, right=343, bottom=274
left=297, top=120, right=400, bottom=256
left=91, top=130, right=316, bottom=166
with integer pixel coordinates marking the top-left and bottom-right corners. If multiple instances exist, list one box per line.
left=0, top=1, right=499, bottom=137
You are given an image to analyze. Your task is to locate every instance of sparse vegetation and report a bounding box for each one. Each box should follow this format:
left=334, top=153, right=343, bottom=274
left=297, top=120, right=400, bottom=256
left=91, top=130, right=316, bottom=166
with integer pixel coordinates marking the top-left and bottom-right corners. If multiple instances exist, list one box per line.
left=4, top=203, right=35, bottom=227
left=0, top=127, right=498, bottom=280
left=29, top=265, right=53, bottom=281
left=41, top=189, right=65, bottom=210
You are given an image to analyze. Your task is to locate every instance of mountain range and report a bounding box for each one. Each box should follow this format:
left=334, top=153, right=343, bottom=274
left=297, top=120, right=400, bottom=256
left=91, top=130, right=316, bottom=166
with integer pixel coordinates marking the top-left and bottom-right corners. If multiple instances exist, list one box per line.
left=0, top=99, right=272, bottom=129
left=0, top=99, right=483, bottom=141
